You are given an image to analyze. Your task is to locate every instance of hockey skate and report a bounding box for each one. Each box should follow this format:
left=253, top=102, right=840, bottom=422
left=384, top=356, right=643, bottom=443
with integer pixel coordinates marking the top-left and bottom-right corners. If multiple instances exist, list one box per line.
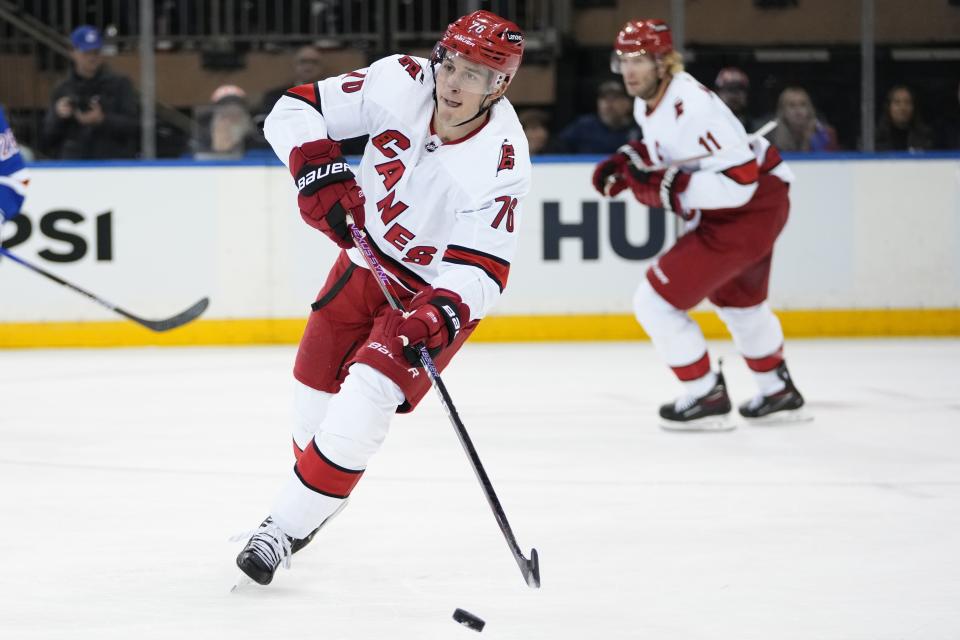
left=232, top=501, right=348, bottom=589
left=235, top=518, right=295, bottom=586
left=739, top=363, right=811, bottom=424
left=659, top=371, right=735, bottom=432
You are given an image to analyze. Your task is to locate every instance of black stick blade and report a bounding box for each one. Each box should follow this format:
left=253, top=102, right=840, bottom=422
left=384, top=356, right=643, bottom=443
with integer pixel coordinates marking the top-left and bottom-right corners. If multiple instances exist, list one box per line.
left=120, top=297, right=210, bottom=332
left=522, top=548, right=540, bottom=589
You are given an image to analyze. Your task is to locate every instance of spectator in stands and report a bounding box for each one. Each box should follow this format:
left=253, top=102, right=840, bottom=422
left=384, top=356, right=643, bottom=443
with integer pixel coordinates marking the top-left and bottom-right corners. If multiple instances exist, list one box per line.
left=194, top=85, right=267, bottom=158
left=875, top=85, right=934, bottom=152
left=769, top=87, right=839, bottom=152
left=41, top=25, right=139, bottom=159
left=518, top=109, right=553, bottom=154
left=554, top=80, right=639, bottom=153
left=714, top=67, right=759, bottom=132
left=258, top=45, right=327, bottom=118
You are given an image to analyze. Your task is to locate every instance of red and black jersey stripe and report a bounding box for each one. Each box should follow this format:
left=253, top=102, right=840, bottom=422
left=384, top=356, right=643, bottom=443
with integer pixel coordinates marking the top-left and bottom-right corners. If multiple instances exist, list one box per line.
left=294, top=439, right=364, bottom=499
left=759, top=144, right=784, bottom=174
left=284, top=82, right=323, bottom=115
left=721, top=159, right=759, bottom=186
left=442, top=244, right=510, bottom=292
left=366, top=235, right=429, bottom=294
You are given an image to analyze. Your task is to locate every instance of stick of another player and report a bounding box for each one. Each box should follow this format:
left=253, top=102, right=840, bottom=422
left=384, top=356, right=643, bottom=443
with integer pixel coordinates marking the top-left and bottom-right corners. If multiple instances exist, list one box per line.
left=605, top=120, right=778, bottom=196
left=344, top=214, right=541, bottom=589
left=0, top=246, right=209, bottom=332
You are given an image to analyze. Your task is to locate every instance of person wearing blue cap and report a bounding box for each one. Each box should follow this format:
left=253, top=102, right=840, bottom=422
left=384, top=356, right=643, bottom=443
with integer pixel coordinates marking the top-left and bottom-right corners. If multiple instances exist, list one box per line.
left=41, top=25, right=139, bottom=159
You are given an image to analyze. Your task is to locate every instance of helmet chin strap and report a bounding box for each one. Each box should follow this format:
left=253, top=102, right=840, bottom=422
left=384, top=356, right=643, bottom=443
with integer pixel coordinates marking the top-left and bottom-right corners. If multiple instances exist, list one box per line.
left=451, top=95, right=494, bottom=128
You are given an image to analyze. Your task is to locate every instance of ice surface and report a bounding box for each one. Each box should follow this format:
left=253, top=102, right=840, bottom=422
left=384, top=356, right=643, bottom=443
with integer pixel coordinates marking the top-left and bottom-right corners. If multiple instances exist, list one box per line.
left=1, top=339, right=959, bottom=639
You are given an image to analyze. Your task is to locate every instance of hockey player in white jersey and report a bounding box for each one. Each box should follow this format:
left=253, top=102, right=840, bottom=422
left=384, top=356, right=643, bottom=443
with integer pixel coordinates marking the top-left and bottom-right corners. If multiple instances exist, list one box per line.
left=592, top=19, right=806, bottom=431
left=235, top=10, right=530, bottom=585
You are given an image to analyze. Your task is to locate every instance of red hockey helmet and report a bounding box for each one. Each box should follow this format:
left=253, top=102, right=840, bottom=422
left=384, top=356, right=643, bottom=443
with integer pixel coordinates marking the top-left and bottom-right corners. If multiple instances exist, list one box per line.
left=611, top=19, right=673, bottom=73
left=432, top=10, right=525, bottom=92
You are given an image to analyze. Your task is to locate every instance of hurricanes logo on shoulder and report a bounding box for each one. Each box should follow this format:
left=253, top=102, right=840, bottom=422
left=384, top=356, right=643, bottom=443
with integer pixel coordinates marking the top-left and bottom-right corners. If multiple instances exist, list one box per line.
left=674, top=99, right=684, bottom=119
left=497, top=139, right=515, bottom=174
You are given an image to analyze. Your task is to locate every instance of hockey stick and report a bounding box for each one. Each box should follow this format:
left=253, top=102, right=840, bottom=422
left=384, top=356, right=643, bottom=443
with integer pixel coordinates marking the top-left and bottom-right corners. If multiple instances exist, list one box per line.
left=345, top=215, right=541, bottom=589
left=605, top=120, right=779, bottom=195
left=0, top=246, right=209, bottom=332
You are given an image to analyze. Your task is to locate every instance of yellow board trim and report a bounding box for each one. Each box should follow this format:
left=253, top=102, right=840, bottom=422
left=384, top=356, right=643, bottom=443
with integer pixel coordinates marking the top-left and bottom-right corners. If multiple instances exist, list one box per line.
left=1, top=309, right=958, bottom=348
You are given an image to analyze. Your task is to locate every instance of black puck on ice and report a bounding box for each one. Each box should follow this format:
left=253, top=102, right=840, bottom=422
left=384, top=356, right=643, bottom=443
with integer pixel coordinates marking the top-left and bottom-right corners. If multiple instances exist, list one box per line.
left=452, top=608, right=485, bottom=632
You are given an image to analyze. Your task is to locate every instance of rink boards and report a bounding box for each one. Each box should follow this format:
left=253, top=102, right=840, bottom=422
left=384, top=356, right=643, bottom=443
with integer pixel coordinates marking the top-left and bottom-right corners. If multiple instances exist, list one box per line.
left=1, top=156, right=958, bottom=346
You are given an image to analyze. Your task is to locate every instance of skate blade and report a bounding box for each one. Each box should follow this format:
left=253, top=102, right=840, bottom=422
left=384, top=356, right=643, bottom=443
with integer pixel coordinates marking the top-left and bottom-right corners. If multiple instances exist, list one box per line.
left=743, top=408, right=814, bottom=426
left=660, top=415, right=737, bottom=432
left=230, top=574, right=255, bottom=592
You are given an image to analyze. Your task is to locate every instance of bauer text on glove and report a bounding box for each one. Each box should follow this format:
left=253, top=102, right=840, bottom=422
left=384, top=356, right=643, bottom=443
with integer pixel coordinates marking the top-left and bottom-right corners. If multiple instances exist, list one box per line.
left=289, top=139, right=366, bottom=248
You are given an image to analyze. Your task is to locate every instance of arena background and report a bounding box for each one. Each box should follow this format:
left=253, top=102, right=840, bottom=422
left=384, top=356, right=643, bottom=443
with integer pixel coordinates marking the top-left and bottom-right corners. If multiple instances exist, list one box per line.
left=2, top=0, right=959, bottom=346
left=1, top=154, right=959, bottom=347
left=2, top=1, right=959, bottom=346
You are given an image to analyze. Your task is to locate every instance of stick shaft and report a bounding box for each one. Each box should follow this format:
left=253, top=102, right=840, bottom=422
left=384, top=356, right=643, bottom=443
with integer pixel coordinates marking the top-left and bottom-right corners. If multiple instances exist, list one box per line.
left=344, top=219, right=538, bottom=586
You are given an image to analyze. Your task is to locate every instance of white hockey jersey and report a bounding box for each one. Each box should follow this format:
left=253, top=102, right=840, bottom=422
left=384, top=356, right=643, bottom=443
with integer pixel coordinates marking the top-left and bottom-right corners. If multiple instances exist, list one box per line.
left=264, top=54, right=531, bottom=321
left=633, top=72, right=793, bottom=213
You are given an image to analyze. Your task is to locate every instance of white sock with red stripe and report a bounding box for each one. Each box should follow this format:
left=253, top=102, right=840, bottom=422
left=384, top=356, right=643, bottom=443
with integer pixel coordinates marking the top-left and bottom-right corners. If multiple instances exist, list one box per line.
left=271, top=364, right=404, bottom=539
left=717, top=302, right=786, bottom=395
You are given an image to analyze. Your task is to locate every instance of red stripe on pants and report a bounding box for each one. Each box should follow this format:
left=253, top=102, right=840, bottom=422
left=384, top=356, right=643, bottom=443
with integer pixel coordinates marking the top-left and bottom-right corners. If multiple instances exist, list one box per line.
left=671, top=352, right=711, bottom=381
left=292, top=439, right=304, bottom=461
left=294, top=440, right=364, bottom=499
